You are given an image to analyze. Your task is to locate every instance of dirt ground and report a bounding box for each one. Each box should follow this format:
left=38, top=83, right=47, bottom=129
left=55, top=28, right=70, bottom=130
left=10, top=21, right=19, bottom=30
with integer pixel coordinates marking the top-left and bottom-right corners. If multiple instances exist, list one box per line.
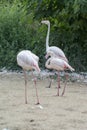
left=0, top=72, right=87, bottom=130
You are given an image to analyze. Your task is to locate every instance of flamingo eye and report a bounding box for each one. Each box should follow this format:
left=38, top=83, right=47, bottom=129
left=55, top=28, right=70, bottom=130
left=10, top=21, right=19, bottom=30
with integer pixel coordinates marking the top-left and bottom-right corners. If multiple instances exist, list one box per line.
left=48, top=55, right=51, bottom=59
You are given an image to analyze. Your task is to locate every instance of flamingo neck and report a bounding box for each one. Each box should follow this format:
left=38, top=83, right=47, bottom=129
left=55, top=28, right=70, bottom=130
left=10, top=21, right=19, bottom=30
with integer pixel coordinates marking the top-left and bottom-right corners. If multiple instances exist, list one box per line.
left=33, top=63, right=40, bottom=72
left=45, top=58, right=51, bottom=69
left=46, top=23, right=50, bottom=52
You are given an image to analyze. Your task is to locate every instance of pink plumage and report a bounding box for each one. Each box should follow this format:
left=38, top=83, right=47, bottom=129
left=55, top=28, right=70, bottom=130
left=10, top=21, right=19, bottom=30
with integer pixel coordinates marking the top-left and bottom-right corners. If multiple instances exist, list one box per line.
left=41, top=20, right=68, bottom=89
left=41, top=20, right=68, bottom=62
left=45, top=57, right=74, bottom=71
left=17, top=50, right=40, bottom=104
left=17, top=50, right=40, bottom=72
left=45, top=56, right=75, bottom=96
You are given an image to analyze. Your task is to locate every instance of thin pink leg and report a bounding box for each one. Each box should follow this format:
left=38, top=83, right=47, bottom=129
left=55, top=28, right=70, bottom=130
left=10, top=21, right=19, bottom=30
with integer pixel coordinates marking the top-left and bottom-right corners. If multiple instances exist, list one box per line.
left=47, top=76, right=52, bottom=88
left=32, top=72, right=40, bottom=105
left=58, top=73, right=61, bottom=88
left=61, top=72, right=68, bottom=96
left=57, top=71, right=60, bottom=96
left=23, top=70, right=28, bottom=104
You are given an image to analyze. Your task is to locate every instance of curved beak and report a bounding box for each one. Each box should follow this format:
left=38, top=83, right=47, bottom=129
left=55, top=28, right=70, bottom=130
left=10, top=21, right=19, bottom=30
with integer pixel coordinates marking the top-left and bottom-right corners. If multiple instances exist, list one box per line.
left=45, top=54, right=48, bottom=59
left=41, top=21, right=44, bottom=24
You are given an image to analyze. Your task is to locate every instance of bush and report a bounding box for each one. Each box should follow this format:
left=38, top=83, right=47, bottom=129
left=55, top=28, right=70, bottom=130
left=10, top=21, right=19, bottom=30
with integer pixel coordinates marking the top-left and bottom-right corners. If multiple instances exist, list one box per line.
left=0, top=1, right=45, bottom=70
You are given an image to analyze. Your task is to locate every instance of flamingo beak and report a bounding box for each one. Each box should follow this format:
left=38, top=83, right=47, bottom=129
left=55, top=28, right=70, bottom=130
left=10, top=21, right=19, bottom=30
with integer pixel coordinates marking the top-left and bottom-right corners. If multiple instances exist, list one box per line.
left=45, top=54, right=48, bottom=59
left=41, top=21, right=44, bottom=24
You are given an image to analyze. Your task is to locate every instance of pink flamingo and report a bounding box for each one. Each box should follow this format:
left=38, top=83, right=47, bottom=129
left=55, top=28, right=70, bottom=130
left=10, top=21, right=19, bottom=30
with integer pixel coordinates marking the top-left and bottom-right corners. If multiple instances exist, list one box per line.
left=41, top=20, right=68, bottom=88
left=41, top=20, right=68, bottom=62
left=45, top=56, right=75, bottom=96
left=17, top=50, right=40, bottom=104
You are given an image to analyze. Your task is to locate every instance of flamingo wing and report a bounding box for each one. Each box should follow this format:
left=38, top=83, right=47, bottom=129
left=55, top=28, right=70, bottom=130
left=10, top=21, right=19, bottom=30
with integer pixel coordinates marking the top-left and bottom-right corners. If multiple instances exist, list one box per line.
left=17, top=51, right=34, bottom=69
left=25, top=50, right=39, bottom=62
left=48, top=46, right=68, bottom=62
left=46, top=57, right=74, bottom=71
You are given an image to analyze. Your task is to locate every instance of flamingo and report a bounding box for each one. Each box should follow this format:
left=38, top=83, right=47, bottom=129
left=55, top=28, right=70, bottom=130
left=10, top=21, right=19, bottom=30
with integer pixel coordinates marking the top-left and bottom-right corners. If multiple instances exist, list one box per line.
left=45, top=56, right=75, bottom=96
left=41, top=20, right=68, bottom=88
left=17, top=50, right=40, bottom=104
left=41, top=20, right=68, bottom=62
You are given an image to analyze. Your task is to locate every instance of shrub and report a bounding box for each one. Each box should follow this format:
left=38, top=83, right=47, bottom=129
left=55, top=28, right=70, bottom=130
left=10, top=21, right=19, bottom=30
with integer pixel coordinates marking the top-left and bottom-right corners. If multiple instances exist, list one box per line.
left=0, top=1, right=45, bottom=70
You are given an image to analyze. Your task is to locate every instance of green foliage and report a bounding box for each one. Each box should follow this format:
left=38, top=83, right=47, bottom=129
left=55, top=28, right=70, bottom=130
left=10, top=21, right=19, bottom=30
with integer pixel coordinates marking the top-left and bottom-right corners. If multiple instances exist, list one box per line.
left=0, top=0, right=87, bottom=71
left=0, top=1, right=44, bottom=70
left=33, top=0, right=87, bottom=71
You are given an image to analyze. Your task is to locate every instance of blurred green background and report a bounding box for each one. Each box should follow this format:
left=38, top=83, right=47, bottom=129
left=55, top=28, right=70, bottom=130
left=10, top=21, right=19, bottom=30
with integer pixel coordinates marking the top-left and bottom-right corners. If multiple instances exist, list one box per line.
left=0, top=0, right=87, bottom=71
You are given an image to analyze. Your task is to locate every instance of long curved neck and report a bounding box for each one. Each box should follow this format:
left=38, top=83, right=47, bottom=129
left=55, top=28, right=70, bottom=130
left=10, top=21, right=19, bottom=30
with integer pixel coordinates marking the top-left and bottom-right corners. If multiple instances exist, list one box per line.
left=46, top=23, right=50, bottom=52
left=45, top=58, right=51, bottom=69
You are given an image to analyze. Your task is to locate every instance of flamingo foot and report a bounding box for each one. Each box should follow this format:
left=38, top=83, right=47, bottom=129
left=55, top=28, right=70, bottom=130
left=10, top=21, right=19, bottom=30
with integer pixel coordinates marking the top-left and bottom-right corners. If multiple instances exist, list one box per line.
left=61, top=92, right=64, bottom=96
left=53, top=93, right=59, bottom=96
left=61, top=88, right=65, bottom=96
left=56, top=94, right=59, bottom=96
left=46, top=86, right=51, bottom=88
left=25, top=101, right=28, bottom=104
left=59, top=85, right=61, bottom=88
left=55, top=86, right=61, bottom=89
left=35, top=102, right=40, bottom=105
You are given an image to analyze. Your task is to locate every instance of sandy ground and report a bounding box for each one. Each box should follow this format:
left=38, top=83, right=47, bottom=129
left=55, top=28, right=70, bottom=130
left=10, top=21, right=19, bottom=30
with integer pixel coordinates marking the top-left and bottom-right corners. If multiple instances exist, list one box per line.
left=0, top=72, right=87, bottom=130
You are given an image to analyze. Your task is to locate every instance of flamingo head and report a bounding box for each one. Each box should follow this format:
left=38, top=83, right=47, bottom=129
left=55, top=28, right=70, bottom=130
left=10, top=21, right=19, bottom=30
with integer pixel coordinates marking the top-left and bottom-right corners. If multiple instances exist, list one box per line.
left=45, top=51, right=55, bottom=59
left=41, top=20, right=50, bottom=25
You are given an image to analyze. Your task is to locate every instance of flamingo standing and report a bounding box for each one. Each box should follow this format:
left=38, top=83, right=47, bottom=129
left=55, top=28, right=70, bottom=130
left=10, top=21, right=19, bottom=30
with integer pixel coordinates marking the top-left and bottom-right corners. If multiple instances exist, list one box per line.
left=41, top=20, right=68, bottom=88
left=45, top=56, right=75, bottom=96
left=41, top=20, right=68, bottom=62
left=17, top=50, right=40, bottom=104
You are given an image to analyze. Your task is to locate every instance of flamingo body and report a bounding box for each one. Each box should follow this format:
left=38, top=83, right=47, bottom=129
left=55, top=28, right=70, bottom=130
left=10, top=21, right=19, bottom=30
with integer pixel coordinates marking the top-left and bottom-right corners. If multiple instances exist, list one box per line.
left=41, top=20, right=68, bottom=62
left=41, top=20, right=68, bottom=88
left=45, top=57, right=74, bottom=71
left=46, top=47, right=68, bottom=62
left=45, top=57, right=75, bottom=96
left=17, top=50, right=40, bottom=72
left=17, top=50, right=40, bottom=104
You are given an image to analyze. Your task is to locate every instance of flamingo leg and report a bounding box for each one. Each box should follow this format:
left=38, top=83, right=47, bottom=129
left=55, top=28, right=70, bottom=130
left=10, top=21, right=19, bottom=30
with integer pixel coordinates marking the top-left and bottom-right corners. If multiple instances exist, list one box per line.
left=47, top=75, right=52, bottom=88
left=57, top=71, right=60, bottom=96
left=32, top=71, right=40, bottom=105
left=61, top=72, right=68, bottom=96
left=23, top=69, right=28, bottom=104
left=58, top=73, right=61, bottom=88
left=49, top=78, right=52, bottom=88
